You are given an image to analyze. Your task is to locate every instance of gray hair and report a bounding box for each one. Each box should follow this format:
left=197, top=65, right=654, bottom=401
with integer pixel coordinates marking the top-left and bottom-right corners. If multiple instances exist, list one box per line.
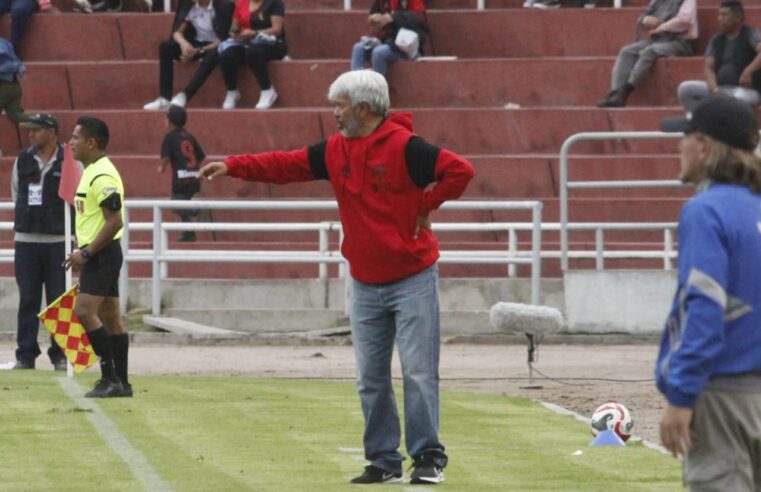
left=327, top=70, right=390, bottom=115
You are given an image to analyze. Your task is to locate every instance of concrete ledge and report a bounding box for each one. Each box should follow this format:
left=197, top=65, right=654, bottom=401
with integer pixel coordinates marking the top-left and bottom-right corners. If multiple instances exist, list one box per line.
left=142, top=315, right=246, bottom=338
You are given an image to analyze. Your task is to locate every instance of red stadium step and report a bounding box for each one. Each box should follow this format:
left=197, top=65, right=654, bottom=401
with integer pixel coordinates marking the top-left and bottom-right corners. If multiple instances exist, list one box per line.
left=5, top=9, right=760, bottom=62
left=29, top=57, right=702, bottom=111
left=0, top=108, right=691, bottom=158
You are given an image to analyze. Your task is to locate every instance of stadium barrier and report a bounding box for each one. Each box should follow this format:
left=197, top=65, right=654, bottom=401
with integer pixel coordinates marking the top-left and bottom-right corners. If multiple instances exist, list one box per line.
left=559, top=131, right=685, bottom=271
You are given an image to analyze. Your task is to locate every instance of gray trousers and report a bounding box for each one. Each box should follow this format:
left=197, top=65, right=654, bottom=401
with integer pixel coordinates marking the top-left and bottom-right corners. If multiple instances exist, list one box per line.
left=678, top=80, right=761, bottom=114
left=611, top=38, right=692, bottom=90
left=685, top=377, right=761, bottom=492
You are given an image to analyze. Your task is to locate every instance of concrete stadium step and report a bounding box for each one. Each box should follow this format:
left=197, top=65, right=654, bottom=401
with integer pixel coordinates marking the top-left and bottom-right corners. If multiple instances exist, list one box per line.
left=0, top=108, right=688, bottom=158
left=19, top=57, right=705, bottom=110
left=4, top=9, right=759, bottom=62
left=0, top=154, right=686, bottom=201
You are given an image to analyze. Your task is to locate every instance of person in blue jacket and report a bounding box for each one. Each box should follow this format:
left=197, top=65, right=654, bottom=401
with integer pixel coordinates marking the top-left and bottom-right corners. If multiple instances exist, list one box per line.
left=658, top=96, right=761, bottom=490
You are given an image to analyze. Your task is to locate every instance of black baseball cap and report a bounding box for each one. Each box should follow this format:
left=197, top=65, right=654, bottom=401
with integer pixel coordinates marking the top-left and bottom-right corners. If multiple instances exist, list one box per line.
left=20, top=112, right=59, bottom=130
left=660, top=96, right=759, bottom=150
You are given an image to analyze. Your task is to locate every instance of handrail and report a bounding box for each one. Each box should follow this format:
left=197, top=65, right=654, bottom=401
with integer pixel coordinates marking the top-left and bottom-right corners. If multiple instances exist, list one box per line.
left=558, top=131, right=683, bottom=271
left=116, top=200, right=543, bottom=314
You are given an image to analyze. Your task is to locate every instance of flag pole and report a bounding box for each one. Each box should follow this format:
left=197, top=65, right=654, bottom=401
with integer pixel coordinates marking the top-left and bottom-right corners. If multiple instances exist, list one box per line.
left=64, top=204, right=74, bottom=379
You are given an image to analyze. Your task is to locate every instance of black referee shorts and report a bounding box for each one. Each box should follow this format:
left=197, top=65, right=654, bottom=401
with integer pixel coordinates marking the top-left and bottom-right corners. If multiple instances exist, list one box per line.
left=79, top=240, right=123, bottom=297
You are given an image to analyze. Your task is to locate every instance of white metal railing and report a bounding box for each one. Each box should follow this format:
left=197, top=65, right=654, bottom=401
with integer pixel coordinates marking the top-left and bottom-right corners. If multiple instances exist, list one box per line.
left=558, top=131, right=684, bottom=271
left=119, top=199, right=542, bottom=314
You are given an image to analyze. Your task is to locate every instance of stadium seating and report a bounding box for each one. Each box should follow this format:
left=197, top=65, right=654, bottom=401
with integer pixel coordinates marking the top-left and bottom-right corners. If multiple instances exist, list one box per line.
left=2, top=5, right=759, bottom=278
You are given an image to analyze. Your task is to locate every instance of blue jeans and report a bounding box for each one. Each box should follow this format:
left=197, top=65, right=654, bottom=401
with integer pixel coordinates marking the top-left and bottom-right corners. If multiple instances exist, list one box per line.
left=350, top=264, right=447, bottom=473
left=0, top=0, right=38, bottom=54
left=350, top=41, right=406, bottom=76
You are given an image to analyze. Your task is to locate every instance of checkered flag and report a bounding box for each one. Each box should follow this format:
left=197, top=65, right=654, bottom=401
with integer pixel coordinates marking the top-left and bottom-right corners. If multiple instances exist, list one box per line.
left=37, top=284, right=97, bottom=373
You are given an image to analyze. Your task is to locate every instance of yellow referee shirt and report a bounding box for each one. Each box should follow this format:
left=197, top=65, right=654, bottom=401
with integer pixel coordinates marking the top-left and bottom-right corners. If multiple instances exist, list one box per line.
left=74, top=156, right=124, bottom=246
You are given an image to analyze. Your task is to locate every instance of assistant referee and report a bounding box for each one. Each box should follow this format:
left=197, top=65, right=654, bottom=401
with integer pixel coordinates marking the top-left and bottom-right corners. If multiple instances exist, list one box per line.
left=64, top=117, right=131, bottom=398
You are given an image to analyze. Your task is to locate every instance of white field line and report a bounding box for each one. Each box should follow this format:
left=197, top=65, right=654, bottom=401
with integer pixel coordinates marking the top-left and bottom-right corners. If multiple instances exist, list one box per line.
left=538, top=400, right=670, bottom=455
left=58, top=378, right=172, bottom=492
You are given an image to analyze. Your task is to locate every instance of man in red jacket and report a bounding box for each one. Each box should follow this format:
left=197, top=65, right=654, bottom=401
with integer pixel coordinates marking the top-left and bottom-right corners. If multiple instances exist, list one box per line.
left=200, top=70, right=474, bottom=485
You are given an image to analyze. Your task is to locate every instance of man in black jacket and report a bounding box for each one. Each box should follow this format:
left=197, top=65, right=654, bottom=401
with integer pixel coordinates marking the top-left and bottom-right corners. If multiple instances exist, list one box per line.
left=10, top=113, right=79, bottom=370
left=144, top=0, right=234, bottom=110
left=678, top=1, right=761, bottom=114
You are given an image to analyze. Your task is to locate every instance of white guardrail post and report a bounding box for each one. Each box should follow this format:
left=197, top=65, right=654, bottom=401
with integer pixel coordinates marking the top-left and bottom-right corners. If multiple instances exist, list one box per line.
left=152, top=205, right=162, bottom=315
left=559, top=131, right=683, bottom=271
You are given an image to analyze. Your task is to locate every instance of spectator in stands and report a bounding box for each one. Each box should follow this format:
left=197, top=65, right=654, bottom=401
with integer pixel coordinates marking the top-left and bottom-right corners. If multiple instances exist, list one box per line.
left=10, top=113, right=75, bottom=371
left=0, top=37, right=26, bottom=127
left=350, top=0, right=429, bottom=76
left=597, top=0, right=698, bottom=108
left=199, top=70, right=474, bottom=486
left=678, top=1, right=761, bottom=115
left=158, top=105, right=205, bottom=242
left=217, top=0, right=286, bottom=110
left=0, top=0, right=57, bottom=55
left=143, top=0, right=234, bottom=111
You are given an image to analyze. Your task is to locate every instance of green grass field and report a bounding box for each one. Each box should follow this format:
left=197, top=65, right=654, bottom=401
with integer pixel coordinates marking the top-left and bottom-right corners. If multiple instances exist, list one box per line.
left=0, top=372, right=683, bottom=491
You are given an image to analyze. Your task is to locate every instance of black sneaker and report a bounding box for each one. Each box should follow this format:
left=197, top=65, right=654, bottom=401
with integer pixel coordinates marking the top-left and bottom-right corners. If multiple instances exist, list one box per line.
left=410, top=456, right=445, bottom=485
left=118, top=383, right=133, bottom=398
left=350, top=465, right=402, bottom=484
left=85, top=378, right=123, bottom=398
left=178, top=231, right=196, bottom=242
left=12, top=360, right=34, bottom=370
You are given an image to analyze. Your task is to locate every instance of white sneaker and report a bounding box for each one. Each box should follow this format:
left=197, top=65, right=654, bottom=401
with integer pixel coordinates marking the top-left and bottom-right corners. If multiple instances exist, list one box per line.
left=255, top=88, right=278, bottom=110
left=170, top=92, right=187, bottom=108
left=222, top=90, right=241, bottom=110
left=143, top=97, right=170, bottom=111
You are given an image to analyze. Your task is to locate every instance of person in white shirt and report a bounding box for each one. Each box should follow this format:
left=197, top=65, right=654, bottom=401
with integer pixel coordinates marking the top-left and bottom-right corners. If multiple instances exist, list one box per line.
left=144, top=0, right=234, bottom=111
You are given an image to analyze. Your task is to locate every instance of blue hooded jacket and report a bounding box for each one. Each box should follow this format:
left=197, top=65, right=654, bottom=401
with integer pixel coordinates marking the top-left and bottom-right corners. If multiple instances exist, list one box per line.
left=656, top=183, right=761, bottom=407
left=0, top=37, right=25, bottom=82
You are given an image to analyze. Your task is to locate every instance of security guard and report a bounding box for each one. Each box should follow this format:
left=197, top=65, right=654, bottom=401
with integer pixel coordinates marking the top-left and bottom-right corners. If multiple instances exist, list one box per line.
left=64, top=116, right=131, bottom=398
left=11, top=113, right=72, bottom=370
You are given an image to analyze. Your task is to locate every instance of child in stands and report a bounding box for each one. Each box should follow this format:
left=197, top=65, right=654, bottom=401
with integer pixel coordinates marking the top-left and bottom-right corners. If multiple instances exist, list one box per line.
left=158, top=105, right=205, bottom=242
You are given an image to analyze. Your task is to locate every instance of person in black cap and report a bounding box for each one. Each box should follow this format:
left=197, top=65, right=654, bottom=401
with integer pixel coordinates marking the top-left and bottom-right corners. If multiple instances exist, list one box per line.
left=159, top=105, right=205, bottom=242
left=9, top=113, right=81, bottom=370
left=657, top=96, right=761, bottom=490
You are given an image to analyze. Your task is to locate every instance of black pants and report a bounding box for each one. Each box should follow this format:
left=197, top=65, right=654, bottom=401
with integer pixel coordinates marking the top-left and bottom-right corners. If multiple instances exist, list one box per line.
left=14, top=241, right=66, bottom=366
left=219, top=42, right=287, bottom=91
left=158, top=39, right=220, bottom=101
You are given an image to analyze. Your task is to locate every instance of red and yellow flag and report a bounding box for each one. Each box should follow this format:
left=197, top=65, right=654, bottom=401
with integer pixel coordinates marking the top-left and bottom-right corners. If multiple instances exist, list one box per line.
left=37, top=284, right=97, bottom=373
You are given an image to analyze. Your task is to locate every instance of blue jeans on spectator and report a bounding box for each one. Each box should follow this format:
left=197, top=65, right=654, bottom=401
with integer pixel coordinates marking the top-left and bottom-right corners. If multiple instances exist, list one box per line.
left=351, top=41, right=406, bottom=76
left=350, top=264, right=447, bottom=474
left=14, top=241, right=66, bottom=366
left=0, top=0, right=39, bottom=54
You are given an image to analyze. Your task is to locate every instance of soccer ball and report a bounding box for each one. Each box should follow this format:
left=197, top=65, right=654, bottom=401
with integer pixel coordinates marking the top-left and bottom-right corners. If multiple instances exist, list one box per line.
left=590, top=402, right=634, bottom=442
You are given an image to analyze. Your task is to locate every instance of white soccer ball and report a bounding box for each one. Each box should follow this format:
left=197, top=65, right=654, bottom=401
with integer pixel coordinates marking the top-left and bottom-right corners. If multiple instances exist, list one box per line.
left=590, top=402, right=634, bottom=442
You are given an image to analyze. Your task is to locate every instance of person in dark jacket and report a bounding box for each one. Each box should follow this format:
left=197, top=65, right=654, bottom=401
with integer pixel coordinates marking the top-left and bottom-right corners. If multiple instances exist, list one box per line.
left=658, top=97, right=761, bottom=490
left=350, top=0, right=429, bottom=76
left=678, top=1, right=761, bottom=114
left=199, top=70, right=474, bottom=485
left=143, top=0, right=234, bottom=110
left=10, top=113, right=80, bottom=370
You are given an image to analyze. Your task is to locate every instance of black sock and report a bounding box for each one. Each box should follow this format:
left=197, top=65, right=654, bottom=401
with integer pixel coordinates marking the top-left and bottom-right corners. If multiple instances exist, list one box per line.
left=111, top=333, right=130, bottom=385
left=87, top=327, right=115, bottom=380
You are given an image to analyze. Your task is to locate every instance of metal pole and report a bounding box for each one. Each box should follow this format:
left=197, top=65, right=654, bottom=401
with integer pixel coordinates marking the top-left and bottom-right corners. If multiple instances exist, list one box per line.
left=344, top=0, right=351, bottom=10
left=152, top=206, right=161, bottom=315
left=664, top=228, right=674, bottom=271
left=530, top=203, right=542, bottom=305
left=508, top=229, right=517, bottom=278
left=595, top=228, right=604, bottom=270
left=318, top=224, right=328, bottom=280
left=477, top=0, right=485, bottom=9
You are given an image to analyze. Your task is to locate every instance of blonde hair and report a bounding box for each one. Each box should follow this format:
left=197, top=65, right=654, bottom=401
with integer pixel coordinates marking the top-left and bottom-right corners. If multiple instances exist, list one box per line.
left=701, top=137, right=761, bottom=193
